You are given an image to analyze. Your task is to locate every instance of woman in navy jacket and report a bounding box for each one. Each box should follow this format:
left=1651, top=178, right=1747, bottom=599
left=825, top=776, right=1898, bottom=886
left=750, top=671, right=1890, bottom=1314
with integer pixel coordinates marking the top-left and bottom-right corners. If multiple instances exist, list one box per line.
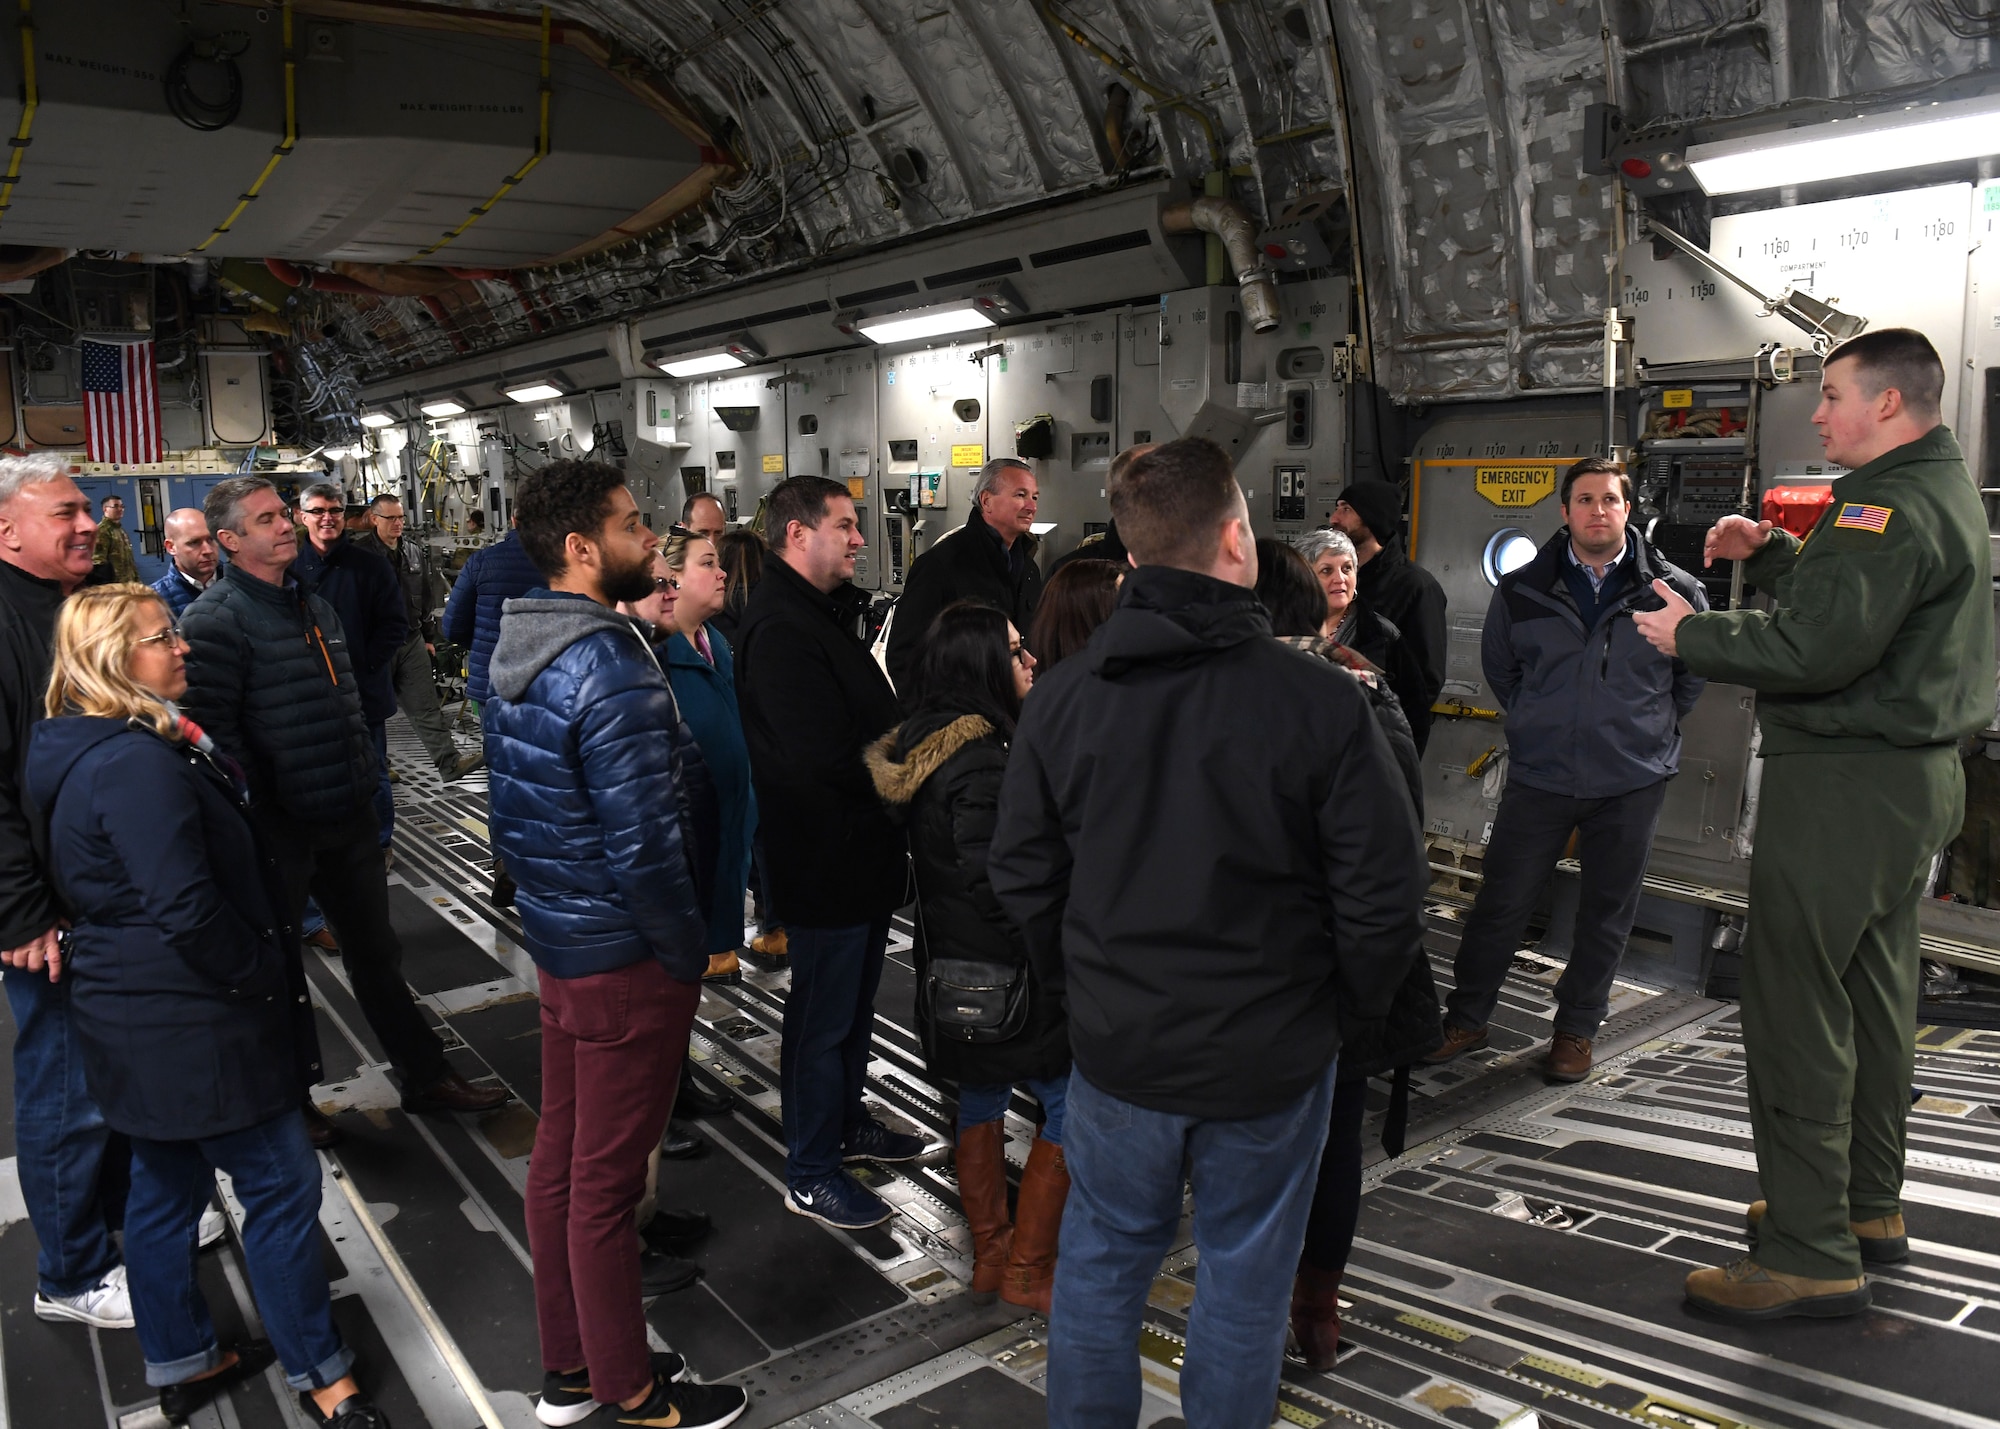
left=27, top=585, right=389, bottom=1429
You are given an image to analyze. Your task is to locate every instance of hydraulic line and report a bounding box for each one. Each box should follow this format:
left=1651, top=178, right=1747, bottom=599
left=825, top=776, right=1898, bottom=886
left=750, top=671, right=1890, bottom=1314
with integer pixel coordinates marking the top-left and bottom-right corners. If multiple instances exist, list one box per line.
left=191, top=0, right=297, bottom=253
left=0, top=0, right=38, bottom=228
left=413, top=6, right=552, bottom=260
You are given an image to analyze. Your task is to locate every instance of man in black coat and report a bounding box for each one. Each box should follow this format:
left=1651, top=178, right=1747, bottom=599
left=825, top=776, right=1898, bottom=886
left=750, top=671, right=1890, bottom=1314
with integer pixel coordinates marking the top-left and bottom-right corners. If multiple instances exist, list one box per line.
left=0, top=454, right=134, bottom=1330
left=1333, top=478, right=1449, bottom=717
left=884, top=458, right=1042, bottom=701
left=736, top=476, right=923, bottom=1231
left=182, top=477, right=506, bottom=1136
left=292, top=482, right=405, bottom=849
left=356, top=493, right=480, bottom=781
left=989, top=438, right=1428, bottom=1429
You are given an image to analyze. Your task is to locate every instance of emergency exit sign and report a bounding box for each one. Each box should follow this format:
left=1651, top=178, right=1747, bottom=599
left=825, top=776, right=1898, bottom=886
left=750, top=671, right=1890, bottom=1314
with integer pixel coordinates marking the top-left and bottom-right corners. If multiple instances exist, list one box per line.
left=1474, top=464, right=1556, bottom=507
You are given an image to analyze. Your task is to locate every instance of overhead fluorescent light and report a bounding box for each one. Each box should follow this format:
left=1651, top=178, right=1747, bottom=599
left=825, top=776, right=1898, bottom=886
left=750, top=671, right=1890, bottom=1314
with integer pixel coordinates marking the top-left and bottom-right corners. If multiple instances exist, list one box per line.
left=420, top=397, right=467, bottom=418
left=647, top=336, right=765, bottom=378
left=505, top=381, right=565, bottom=403
left=854, top=281, right=1026, bottom=346
left=1688, top=93, right=2000, bottom=194
left=858, top=304, right=997, bottom=344
left=359, top=411, right=396, bottom=428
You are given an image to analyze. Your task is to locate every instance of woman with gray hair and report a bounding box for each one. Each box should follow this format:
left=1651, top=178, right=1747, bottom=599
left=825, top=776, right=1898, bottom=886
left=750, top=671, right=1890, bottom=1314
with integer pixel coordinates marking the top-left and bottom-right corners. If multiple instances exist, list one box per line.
left=1295, top=527, right=1435, bottom=751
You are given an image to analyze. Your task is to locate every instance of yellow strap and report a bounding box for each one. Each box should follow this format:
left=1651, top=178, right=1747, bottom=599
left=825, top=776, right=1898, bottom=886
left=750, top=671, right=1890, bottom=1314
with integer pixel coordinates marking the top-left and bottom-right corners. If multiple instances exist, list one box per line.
left=189, top=1, right=297, bottom=253
left=412, top=7, right=552, bottom=259
left=0, top=0, right=39, bottom=223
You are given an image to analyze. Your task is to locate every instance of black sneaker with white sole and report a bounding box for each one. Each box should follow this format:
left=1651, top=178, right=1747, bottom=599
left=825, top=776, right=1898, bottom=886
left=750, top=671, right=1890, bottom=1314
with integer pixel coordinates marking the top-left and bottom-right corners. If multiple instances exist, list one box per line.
left=535, top=1352, right=686, bottom=1427
left=591, top=1372, right=745, bottom=1428
left=786, top=1170, right=891, bottom=1229
left=842, top=1117, right=926, bottom=1164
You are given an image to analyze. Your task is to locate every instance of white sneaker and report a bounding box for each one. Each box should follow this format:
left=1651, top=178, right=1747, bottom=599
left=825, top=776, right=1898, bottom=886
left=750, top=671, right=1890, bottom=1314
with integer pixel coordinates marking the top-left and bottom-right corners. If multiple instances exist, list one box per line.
left=34, top=1264, right=134, bottom=1329
left=199, top=1206, right=228, bottom=1249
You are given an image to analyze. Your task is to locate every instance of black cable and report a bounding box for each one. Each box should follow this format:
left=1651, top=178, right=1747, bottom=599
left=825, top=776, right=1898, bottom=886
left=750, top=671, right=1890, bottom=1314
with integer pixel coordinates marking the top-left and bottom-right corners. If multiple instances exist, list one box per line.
left=164, top=38, right=244, bottom=132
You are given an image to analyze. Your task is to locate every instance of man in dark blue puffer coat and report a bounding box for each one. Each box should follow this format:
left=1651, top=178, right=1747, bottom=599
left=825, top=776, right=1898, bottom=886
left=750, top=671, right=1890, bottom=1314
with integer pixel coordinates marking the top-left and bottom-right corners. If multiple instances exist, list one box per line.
left=482, top=459, right=746, bottom=1429
left=442, top=515, right=540, bottom=710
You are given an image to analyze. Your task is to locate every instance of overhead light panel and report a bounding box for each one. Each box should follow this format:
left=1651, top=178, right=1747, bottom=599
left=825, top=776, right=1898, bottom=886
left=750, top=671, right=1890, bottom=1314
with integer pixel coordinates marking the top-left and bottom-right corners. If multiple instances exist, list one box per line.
left=420, top=397, right=467, bottom=418
left=647, top=336, right=764, bottom=378
left=854, top=281, right=1026, bottom=346
left=1688, top=93, right=2000, bottom=194
left=359, top=411, right=396, bottom=428
left=505, top=381, right=565, bottom=403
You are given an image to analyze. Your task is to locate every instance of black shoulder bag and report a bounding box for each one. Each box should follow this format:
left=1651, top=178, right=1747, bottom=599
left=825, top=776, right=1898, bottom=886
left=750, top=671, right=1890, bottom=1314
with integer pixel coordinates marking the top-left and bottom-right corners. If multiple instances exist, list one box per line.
left=913, top=867, right=1031, bottom=1044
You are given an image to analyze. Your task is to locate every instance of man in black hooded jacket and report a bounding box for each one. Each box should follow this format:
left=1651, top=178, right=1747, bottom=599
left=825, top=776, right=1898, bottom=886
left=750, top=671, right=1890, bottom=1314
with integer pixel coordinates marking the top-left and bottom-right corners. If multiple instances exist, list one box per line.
left=989, top=438, right=1428, bottom=1429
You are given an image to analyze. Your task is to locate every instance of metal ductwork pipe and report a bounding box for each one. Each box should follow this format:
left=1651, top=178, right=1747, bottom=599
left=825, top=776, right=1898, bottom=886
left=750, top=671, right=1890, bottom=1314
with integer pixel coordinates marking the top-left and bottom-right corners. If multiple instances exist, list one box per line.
left=1162, top=197, right=1281, bottom=332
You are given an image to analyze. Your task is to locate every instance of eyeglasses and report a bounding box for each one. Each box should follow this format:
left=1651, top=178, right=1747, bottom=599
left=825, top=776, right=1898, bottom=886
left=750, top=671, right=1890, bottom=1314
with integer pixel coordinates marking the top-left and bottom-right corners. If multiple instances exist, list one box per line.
left=1009, top=643, right=1035, bottom=667
left=301, top=506, right=345, bottom=521
left=135, top=623, right=185, bottom=649
left=654, top=575, right=680, bottom=592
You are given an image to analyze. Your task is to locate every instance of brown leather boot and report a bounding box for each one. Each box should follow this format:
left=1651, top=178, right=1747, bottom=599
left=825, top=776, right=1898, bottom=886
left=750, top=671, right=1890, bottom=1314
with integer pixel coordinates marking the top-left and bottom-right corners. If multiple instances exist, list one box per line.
left=1745, top=1200, right=1909, bottom=1265
left=1543, top=1032, right=1593, bottom=1083
left=1423, top=1023, right=1488, bottom=1064
left=1289, top=1265, right=1343, bottom=1371
left=954, top=1120, right=1013, bottom=1303
left=1000, top=1137, right=1069, bottom=1315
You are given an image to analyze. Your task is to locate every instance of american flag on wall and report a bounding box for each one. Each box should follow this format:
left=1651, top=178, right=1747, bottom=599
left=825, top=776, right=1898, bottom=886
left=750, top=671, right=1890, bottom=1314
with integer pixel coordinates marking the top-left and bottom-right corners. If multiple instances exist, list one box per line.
left=81, top=340, right=162, bottom=464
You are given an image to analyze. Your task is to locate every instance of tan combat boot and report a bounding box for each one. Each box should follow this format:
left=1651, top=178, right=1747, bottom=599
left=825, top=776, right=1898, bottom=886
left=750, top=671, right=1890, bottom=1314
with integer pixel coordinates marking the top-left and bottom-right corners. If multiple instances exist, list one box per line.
left=1685, top=1257, right=1870, bottom=1322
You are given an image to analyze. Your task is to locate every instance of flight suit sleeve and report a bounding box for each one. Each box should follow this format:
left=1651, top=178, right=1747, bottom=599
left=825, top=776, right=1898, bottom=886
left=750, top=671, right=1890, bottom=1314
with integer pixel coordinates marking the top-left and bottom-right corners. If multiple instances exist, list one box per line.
left=1671, top=577, right=1710, bottom=717
left=1741, top=527, right=1802, bottom=586
left=1675, top=521, right=1924, bottom=695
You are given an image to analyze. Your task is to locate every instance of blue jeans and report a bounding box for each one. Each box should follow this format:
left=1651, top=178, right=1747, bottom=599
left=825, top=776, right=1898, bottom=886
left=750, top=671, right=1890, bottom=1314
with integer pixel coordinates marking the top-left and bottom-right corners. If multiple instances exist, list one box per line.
left=4, top=971, right=120, bottom=1297
left=301, top=897, right=326, bottom=938
left=126, top=1111, right=352, bottom=1391
left=370, top=723, right=393, bottom=848
left=780, top=918, right=890, bottom=1185
left=1048, top=1064, right=1338, bottom=1429
left=959, top=1074, right=1068, bottom=1145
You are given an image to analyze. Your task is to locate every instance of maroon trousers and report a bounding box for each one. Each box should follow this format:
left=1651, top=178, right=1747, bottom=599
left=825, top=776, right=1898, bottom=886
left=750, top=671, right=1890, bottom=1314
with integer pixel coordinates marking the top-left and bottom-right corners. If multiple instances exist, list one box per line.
left=525, top=958, right=698, bottom=1404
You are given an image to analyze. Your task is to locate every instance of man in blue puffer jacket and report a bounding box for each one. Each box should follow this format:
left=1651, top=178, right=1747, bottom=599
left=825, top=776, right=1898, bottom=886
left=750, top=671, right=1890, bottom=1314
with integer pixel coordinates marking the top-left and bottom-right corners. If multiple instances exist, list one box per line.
left=482, top=459, right=746, bottom=1429
left=442, top=515, right=540, bottom=709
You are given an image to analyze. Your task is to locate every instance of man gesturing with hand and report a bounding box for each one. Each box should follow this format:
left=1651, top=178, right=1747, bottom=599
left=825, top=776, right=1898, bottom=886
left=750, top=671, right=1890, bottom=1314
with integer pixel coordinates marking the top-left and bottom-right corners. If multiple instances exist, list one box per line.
left=1634, top=329, right=1994, bottom=1322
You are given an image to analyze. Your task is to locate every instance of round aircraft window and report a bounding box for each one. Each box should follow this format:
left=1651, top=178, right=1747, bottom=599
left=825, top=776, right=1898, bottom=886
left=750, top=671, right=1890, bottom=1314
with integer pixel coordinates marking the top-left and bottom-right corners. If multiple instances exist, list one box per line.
left=1483, top=529, right=1537, bottom=586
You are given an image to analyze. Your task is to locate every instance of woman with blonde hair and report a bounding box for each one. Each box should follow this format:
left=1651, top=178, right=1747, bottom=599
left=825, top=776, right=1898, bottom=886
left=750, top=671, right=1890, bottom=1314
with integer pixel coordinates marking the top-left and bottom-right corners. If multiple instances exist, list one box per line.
left=27, top=585, right=391, bottom=1429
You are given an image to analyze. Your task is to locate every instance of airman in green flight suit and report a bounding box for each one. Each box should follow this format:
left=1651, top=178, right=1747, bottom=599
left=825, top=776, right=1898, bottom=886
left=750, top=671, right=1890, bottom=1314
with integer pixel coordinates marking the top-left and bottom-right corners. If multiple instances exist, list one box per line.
left=1635, top=328, right=1995, bottom=1321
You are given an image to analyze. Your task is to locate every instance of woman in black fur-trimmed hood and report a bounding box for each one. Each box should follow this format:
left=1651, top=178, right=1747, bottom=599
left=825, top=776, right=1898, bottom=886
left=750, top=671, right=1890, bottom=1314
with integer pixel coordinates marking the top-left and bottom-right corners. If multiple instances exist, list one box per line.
left=866, top=600, right=1070, bottom=1317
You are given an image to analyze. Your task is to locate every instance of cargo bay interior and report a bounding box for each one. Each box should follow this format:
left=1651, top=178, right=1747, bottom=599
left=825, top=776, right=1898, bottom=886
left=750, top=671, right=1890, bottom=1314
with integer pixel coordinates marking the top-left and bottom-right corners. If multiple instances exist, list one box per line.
left=5, top=1, right=2000, bottom=1427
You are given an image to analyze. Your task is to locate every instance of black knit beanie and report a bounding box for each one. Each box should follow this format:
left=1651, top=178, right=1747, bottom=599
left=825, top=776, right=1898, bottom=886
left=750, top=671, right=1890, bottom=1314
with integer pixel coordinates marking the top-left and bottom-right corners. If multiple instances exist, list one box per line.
left=1337, top=479, right=1404, bottom=546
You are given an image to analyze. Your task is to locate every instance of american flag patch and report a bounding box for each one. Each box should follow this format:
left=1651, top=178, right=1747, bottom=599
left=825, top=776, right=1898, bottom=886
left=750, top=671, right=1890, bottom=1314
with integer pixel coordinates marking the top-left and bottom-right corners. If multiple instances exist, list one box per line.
left=1833, top=503, right=1893, bottom=533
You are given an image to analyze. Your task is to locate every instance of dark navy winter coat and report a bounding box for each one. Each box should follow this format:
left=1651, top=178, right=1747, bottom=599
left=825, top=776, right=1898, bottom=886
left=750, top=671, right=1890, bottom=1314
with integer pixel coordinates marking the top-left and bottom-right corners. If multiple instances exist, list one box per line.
left=483, top=592, right=713, bottom=983
left=292, top=536, right=406, bottom=726
left=27, top=717, right=312, bottom=1141
left=1483, top=530, right=1708, bottom=800
left=443, top=532, right=542, bottom=705
left=663, top=626, right=755, bottom=956
left=1488, top=532, right=1704, bottom=800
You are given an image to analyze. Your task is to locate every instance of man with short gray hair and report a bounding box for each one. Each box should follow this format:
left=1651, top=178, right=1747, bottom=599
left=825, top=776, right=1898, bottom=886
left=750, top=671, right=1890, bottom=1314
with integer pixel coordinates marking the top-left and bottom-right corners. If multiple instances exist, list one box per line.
left=884, top=456, right=1042, bottom=699
left=182, top=476, right=507, bottom=1130
left=0, top=454, right=135, bottom=1329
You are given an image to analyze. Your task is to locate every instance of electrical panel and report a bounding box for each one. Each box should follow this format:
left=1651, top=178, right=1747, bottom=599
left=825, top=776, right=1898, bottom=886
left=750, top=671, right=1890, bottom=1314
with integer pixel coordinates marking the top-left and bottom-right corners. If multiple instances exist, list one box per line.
left=1273, top=464, right=1308, bottom=523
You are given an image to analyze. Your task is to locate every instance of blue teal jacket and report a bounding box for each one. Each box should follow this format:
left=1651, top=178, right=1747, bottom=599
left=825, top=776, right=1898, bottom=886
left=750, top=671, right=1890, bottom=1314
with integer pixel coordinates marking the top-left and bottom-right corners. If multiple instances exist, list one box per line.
left=443, top=532, right=541, bottom=705
left=663, top=625, right=756, bottom=955
left=483, top=592, right=712, bottom=982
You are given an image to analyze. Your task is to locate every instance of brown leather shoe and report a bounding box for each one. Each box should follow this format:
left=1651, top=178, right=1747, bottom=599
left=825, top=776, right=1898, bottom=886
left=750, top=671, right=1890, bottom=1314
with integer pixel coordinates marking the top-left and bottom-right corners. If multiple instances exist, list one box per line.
left=1422, top=1023, right=1489, bottom=1064
left=954, top=1120, right=1013, bottom=1304
left=1543, top=1032, right=1593, bottom=1083
left=746, top=929, right=788, bottom=964
left=303, top=927, right=340, bottom=954
left=1685, top=1256, right=1870, bottom=1321
left=1745, top=1200, right=1909, bottom=1265
left=1288, top=1265, right=1343, bottom=1371
left=403, top=1072, right=511, bottom=1114
left=1000, top=1137, right=1069, bottom=1315
left=703, top=950, right=742, bottom=983
left=303, top=1105, right=344, bottom=1150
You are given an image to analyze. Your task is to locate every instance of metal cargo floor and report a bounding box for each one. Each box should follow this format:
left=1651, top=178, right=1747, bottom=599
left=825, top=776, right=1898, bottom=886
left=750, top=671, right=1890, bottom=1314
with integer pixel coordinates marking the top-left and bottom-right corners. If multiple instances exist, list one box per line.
left=2, top=716, right=1997, bottom=1429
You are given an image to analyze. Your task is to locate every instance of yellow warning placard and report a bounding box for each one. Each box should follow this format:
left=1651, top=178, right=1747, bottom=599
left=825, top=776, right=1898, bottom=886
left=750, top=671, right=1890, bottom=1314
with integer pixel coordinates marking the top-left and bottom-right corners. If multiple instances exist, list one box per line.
left=950, top=444, right=985, bottom=468
left=761, top=454, right=784, bottom=473
left=1662, top=389, right=1694, bottom=408
left=847, top=477, right=867, bottom=501
left=1474, top=463, right=1557, bottom=508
